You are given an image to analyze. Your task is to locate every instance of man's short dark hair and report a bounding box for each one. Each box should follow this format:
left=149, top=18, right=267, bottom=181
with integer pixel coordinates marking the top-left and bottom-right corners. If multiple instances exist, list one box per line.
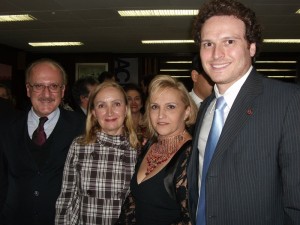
left=72, top=76, right=98, bottom=106
left=191, top=54, right=205, bottom=74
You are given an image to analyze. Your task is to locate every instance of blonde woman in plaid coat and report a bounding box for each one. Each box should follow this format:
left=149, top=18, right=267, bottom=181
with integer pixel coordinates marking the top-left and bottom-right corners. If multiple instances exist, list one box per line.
left=55, top=81, right=139, bottom=225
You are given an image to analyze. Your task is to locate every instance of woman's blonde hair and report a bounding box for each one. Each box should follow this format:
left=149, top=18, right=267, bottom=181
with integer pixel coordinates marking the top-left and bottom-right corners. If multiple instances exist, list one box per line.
left=80, top=81, right=139, bottom=148
left=144, top=75, right=198, bottom=138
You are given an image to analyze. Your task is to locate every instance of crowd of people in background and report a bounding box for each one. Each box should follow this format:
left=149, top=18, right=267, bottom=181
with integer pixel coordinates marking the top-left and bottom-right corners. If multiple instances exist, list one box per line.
left=0, top=0, right=299, bottom=224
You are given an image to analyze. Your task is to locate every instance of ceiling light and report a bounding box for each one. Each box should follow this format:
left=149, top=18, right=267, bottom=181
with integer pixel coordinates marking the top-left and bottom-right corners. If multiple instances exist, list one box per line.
left=267, top=76, right=296, bottom=78
left=142, top=40, right=194, bottom=44
left=118, top=10, right=198, bottom=17
left=296, top=9, right=300, bottom=14
left=166, top=61, right=192, bottom=64
left=171, top=76, right=190, bottom=78
left=0, top=14, right=36, bottom=22
left=255, top=61, right=297, bottom=63
left=160, top=69, right=190, bottom=72
left=263, top=39, right=300, bottom=43
left=28, top=42, right=84, bottom=47
left=257, top=69, right=296, bottom=72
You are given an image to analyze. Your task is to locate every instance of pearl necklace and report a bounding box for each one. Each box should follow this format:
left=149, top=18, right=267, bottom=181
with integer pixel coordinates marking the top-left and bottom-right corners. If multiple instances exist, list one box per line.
left=146, top=130, right=185, bottom=175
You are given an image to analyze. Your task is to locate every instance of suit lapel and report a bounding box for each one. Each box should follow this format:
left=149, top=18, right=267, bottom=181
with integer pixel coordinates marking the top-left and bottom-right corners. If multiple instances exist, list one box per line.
left=210, top=70, right=264, bottom=166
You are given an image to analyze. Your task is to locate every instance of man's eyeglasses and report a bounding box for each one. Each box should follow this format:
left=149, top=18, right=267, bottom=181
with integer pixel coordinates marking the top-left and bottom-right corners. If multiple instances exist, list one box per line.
left=27, top=83, right=64, bottom=93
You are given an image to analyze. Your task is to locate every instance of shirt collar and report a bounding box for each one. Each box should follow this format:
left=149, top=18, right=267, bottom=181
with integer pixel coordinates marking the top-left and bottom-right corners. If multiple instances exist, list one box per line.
left=29, top=107, right=60, bottom=125
left=214, top=66, right=253, bottom=109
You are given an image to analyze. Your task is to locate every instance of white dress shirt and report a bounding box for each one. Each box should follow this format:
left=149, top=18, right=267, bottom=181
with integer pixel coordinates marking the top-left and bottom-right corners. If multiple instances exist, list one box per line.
left=28, top=107, right=60, bottom=138
left=189, top=89, right=204, bottom=108
left=197, top=66, right=253, bottom=191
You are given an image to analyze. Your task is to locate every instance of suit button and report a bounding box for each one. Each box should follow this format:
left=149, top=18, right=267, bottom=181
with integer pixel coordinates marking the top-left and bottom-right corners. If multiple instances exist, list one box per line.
left=34, top=191, right=39, bottom=197
left=87, top=190, right=92, bottom=196
left=119, top=154, right=124, bottom=161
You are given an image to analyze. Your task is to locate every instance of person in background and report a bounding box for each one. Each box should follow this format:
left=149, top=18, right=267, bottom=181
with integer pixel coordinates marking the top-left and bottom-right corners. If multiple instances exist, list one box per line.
left=189, top=54, right=213, bottom=108
left=187, top=0, right=300, bottom=224
left=72, top=76, right=99, bottom=116
left=55, top=81, right=139, bottom=225
left=0, top=83, right=18, bottom=109
left=0, top=83, right=12, bottom=101
left=0, top=83, right=14, bottom=115
left=0, top=58, right=85, bottom=225
left=118, top=75, right=197, bottom=225
left=140, top=73, right=155, bottom=99
left=124, top=83, right=147, bottom=145
left=98, top=71, right=116, bottom=83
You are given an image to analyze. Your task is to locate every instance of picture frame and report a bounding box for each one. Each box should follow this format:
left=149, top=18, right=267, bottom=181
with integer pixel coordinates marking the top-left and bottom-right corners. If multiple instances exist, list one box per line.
left=75, top=63, right=108, bottom=80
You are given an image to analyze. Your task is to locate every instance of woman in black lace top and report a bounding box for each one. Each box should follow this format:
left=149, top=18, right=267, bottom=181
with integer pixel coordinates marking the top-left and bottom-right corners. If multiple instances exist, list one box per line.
left=118, top=75, right=198, bottom=225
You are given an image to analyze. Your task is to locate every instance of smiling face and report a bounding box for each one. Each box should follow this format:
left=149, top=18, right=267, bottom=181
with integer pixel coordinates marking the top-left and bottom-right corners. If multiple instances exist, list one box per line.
left=26, top=62, right=65, bottom=117
left=92, top=86, right=127, bottom=135
left=149, top=88, right=190, bottom=137
left=200, top=15, right=256, bottom=94
left=126, top=89, right=143, bottom=114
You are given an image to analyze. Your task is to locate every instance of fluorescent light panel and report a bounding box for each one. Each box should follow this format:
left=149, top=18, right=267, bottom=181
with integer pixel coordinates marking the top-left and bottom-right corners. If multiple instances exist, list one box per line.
left=0, top=14, right=36, bottom=22
left=263, top=39, right=300, bottom=43
left=255, top=61, right=297, bottom=63
left=118, top=10, right=198, bottom=17
left=257, top=69, right=296, bottom=72
left=171, top=76, right=190, bottom=78
left=142, top=40, right=194, bottom=44
left=268, top=76, right=296, bottom=78
left=160, top=69, right=190, bottom=72
left=166, top=61, right=192, bottom=64
left=29, top=42, right=83, bottom=47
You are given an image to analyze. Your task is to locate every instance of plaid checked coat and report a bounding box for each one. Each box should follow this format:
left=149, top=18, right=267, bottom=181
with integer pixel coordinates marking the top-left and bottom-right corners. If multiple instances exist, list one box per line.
left=55, top=132, right=137, bottom=225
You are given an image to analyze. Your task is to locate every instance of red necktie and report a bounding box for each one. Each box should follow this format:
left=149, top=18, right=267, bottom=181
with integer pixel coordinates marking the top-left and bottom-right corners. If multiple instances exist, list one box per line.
left=32, top=117, right=48, bottom=146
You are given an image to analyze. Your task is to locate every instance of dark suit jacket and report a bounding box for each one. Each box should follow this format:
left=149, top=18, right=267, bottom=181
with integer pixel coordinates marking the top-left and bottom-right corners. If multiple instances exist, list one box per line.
left=0, top=108, right=85, bottom=225
left=187, top=69, right=300, bottom=225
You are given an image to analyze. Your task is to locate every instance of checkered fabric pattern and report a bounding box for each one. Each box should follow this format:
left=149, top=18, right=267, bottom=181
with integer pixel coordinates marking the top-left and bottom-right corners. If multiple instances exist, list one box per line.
left=55, top=132, right=137, bottom=225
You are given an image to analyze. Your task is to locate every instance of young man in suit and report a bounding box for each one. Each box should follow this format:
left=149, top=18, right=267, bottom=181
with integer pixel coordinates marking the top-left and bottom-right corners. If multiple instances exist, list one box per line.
left=187, top=0, right=300, bottom=225
left=0, top=58, right=85, bottom=225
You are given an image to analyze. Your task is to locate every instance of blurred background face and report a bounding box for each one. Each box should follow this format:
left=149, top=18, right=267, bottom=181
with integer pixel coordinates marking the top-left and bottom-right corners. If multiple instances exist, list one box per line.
left=149, top=88, right=190, bottom=137
left=92, top=86, right=127, bottom=135
left=126, top=89, right=142, bottom=114
left=26, top=62, right=65, bottom=117
left=0, top=87, right=9, bottom=99
left=80, top=84, right=98, bottom=109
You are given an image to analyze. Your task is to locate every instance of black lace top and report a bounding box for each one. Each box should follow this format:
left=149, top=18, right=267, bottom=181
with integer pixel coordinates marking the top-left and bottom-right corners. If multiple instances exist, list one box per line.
left=117, top=139, right=192, bottom=225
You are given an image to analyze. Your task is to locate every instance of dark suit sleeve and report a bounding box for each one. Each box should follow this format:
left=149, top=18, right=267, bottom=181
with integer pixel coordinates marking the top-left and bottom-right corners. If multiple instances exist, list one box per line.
left=279, top=89, right=300, bottom=223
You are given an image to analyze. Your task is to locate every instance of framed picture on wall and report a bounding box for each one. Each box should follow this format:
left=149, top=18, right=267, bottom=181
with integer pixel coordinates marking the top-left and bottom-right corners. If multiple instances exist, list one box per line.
left=75, top=63, right=108, bottom=80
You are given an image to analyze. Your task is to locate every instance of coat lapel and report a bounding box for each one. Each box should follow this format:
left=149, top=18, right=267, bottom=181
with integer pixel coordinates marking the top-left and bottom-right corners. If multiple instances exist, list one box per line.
left=210, top=70, right=264, bottom=166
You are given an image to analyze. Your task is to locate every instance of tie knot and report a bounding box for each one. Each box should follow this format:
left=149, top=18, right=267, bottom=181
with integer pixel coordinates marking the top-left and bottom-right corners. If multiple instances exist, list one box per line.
left=215, top=96, right=227, bottom=111
left=39, top=117, right=48, bottom=126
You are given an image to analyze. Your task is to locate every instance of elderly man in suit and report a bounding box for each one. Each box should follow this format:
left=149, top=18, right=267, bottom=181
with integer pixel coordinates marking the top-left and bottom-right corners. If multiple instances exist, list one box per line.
left=0, top=58, right=85, bottom=225
left=187, top=0, right=300, bottom=225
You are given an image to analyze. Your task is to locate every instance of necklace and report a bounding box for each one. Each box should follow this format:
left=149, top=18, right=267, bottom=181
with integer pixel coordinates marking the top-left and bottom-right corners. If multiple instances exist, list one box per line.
left=145, top=130, right=185, bottom=175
